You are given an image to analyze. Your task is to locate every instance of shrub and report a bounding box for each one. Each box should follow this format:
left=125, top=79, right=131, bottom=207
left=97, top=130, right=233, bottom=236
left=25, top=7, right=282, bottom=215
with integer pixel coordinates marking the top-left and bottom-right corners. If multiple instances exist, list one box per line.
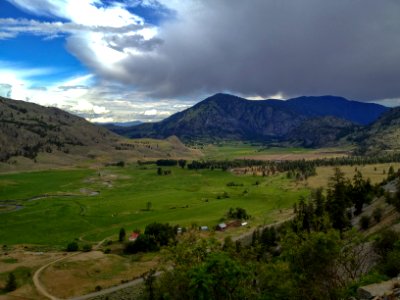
left=227, top=207, right=250, bottom=220
left=359, top=215, right=371, bottom=230
left=374, top=229, right=400, bottom=259
left=383, top=249, right=400, bottom=277
left=373, top=207, right=383, bottom=223
left=125, top=235, right=159, bottom=254
left=119, top=228, right=126, bottom=242
left=95, top=285, right=102, bottom=292
left=82, top=244, right=92, bottom=252
left=4, top=272, right=17, bottom=292
left=66, top=241, right=79, bottom=252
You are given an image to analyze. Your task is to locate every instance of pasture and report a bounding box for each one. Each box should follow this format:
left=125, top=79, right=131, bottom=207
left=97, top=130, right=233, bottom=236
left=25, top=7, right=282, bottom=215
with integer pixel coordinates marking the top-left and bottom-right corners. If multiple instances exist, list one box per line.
left=199, top=141, right=351, bottom=161
left=0, top=164, right=309, bottom=247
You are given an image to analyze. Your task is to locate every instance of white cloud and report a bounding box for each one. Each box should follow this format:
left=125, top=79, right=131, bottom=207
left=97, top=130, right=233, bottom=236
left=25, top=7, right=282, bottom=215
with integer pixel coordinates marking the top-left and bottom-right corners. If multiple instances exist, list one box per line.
left=143, top=109, right=157, bottom=116
left=86, top=116, right=114, bottom=123
left=70, top=99, right=109, bottom=114
left=6, top=0, right=144, bottom=27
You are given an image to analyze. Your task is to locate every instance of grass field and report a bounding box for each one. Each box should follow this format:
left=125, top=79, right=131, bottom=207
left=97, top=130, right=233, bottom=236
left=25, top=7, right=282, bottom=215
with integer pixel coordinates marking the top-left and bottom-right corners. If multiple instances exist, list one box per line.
left=200, top=142, right=351, bottom=160
left=0, top=164, right=309, bottom=247
left=200, top=142, right=312, bottom=160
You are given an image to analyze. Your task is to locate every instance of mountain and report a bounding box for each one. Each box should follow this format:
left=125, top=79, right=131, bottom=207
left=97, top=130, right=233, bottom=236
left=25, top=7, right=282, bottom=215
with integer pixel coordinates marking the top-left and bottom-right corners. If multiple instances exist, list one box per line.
left=351, top=107, right=400, bottom=154
left=113, top=93, right=388, bottom=144
left=283, top=96, right=387, bottom=125
left=0, top=97, right=198, bottom=169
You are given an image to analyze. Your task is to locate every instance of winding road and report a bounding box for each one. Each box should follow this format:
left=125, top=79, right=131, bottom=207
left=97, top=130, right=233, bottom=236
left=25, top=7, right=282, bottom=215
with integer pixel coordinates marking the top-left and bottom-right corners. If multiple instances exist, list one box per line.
left=32, top=237, right=109, bottom=300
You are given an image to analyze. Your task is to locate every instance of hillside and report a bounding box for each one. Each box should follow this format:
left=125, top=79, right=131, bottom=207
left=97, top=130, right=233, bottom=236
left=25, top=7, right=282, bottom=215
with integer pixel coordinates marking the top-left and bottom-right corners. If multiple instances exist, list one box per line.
left=285, top=116, right=358, bottom=148
left=113, top=93, right=387, bottom=144
left=352, top=107, right=400, bottom=154
left=0, top=97, right=198, bottom=170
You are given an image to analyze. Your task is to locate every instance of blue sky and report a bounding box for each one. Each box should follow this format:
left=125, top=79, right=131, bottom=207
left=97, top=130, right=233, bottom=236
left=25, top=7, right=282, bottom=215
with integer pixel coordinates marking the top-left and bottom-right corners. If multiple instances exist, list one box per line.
left=0, top=0, right=190, bottom=122
left=1, top=0, right=400, bottom=123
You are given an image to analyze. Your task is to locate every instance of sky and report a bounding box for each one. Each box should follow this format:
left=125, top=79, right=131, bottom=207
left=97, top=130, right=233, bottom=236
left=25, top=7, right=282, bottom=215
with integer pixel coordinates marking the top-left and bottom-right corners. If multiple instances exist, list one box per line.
left=1, top=0, right=400, bottom=123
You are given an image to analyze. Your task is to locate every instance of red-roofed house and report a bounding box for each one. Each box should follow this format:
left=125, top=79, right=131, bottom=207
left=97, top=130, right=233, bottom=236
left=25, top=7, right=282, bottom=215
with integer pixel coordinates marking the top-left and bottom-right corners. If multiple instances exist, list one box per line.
left=129, top=232, right=140, bottom=241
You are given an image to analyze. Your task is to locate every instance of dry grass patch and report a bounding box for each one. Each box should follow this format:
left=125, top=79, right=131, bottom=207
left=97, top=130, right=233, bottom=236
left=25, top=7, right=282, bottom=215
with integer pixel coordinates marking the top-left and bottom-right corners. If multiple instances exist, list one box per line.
left=304, top=163, right=400, bottom=189
left=240, top=149, right=349, bottom=161
left=41, top=251, right=159, bottom=298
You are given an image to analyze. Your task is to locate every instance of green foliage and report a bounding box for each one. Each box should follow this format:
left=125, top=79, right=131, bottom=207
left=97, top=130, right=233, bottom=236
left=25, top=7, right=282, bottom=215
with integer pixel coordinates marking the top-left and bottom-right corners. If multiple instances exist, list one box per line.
left=154, top=240, right=254, bottom=300
left=260, top=226, right=277, bottom=248
left=326, top=168, right=352, bottom=231
left=125, top=222, right=177, bottom=254
left=178, top=159, right=187, bottom=169
left=187, top=252, right=252, bottom=300
left=4, top=272, right=17, bottom=292
left=227, top=207, right=249, bottom=220
left=284, top=230, right=344, bottom=299
left=373, top=207, right=383, bottom=223
left=66, top=241, right=79, bottom=252
left=373, top=229, right=400, bottom=259
left=82, top=244, right=92, bottom=252
left=157, top=167, right=162, bottom=175
left=383, top=248, right=400, bottom=277
left=125, top=234, right=159, bottom=254
left=119, top=228, right=126, bottom=242
left=156, top=159, right=178, bottom=166
left=143, top=269, right=157, bottom=300
left=359, top=215, right=371, bottom=230
left=351, top=171, right=373, bottom=215
left=144, top=222, right=177, bottom=247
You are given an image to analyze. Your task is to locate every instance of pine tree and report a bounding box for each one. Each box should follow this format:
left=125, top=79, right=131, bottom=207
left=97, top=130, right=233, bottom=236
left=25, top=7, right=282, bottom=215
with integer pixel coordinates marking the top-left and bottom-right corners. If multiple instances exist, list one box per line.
left=119, top=228, right=126, bottom=242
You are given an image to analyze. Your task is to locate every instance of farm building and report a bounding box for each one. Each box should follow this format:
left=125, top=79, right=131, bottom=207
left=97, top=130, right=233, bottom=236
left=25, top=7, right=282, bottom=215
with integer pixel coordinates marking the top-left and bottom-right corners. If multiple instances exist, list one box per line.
left=217, top=223, right=227, bottom=231
left=128, top=232, right=140, bottom=241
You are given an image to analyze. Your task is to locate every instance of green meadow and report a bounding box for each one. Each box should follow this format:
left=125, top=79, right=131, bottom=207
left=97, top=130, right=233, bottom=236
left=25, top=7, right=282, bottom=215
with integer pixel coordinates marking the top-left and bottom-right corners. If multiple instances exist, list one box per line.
left=0, top=164, right=308, bottom=247
left=200, top=141, right=311, bottom=160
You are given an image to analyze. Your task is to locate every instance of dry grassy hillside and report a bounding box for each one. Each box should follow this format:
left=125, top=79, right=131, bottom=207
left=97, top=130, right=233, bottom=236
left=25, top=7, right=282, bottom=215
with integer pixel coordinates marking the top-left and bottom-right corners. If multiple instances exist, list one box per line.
left=0, top=97, right=199, bottom=171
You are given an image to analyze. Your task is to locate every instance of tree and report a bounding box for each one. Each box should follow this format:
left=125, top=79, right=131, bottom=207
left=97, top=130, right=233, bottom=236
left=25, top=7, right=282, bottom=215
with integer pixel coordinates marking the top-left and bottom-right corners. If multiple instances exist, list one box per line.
left=373, top=207, right=383, bottom=223
left=125, top=234, right=159, bottom=254
left=284, top=230, right=344, bottom=299
left=144, top=222, right=176, bottom=246
left=359, top=215, right=371, bottom=230
left=119, top=228, right=126, bottom=242
left=352, top=171, right=373, bottom=215
left=5, top=272, right=17, bottom=292
left=326, top=168, right=351, bottom=231
left=178, top=159, right=187, bottom=169
left=143, top=269, right=157, bottom=300
left=157, top=167, right=162, bottom=175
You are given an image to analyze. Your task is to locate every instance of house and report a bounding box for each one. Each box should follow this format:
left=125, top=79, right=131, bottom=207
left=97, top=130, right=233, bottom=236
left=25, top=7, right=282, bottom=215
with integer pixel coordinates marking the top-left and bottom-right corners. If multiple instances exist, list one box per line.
left=128, top=232, right=140, bottom=241
left=200, top=226, right=209, bottom=231
left=217, top=223, right=227, bottom=231
left=241, top=221, right=248, bottom=226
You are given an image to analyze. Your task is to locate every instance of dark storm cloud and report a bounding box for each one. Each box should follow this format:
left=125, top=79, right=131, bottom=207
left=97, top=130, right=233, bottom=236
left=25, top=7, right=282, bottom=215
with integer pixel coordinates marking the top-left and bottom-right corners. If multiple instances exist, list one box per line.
left=73, top=0, right=400, bottom=101
left=104, top=34, right=163, bottom=52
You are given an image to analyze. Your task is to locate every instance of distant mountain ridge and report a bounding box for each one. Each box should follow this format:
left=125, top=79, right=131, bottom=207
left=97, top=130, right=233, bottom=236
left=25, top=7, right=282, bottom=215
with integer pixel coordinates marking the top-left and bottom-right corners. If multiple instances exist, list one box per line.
left=112, top=93, right=388, bottom=145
